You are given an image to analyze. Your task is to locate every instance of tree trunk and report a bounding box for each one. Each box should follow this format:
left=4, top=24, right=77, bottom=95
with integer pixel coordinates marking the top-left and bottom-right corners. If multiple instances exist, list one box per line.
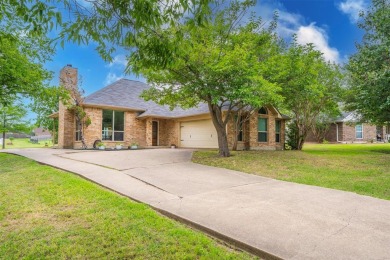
left=78, top=120, right=87, bottom=149
left=2, top=131, right=5, bottom=149
left=232, top=116, right=238, bottom=151
left=297, top=124, right=308, bottom=150
left=2, top=115, right=5, bottom=149
left=215, top=124, right=230, bottom=157
left=208, top=102, right=230, bottom=157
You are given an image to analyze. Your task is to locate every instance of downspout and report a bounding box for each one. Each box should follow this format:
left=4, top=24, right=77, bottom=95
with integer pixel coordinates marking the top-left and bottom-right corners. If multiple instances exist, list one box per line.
left=336, top=123, right=339, bottom=142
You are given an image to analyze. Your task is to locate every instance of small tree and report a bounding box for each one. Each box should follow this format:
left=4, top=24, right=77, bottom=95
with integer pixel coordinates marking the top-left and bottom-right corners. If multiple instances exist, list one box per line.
left=272, top=40, right=342, bottom=150
left=0, top=103, right=29, bottom=149
left=231, top=105, right=257, bottom=151
left=30, top=86, right=69, bottom=145
left=311, top=113, right=334, bottom=143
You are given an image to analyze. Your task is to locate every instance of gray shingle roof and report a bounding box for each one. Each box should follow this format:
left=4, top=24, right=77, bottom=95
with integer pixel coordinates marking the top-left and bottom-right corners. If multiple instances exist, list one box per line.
left=334, top=112, right=361, bottom=123
left=84, top=79, right=288, bottom=120
left=84, top=79, right=210, bottom=118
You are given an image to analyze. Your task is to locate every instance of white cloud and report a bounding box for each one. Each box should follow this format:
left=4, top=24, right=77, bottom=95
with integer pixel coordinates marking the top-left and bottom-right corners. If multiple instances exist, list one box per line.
left=254, top=0, right=340, bottom=63
left=338, top=0, right=368, bottom=23
left=104, top=72, right=123, bottom=85
left=296, top=23, right=340, bottom=63
left=107, top=54, right=128, bottom=68
left=254, top=0, right=305, bottom=38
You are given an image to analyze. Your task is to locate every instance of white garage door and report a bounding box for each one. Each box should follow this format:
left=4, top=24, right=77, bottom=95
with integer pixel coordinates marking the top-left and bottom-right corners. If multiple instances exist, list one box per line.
left=180, top=120, right=218, bottom=148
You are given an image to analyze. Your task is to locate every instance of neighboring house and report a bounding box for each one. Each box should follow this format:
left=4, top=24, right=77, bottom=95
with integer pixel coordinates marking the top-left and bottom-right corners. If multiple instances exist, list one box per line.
left=32, top=127, right=51, bottom=137
left=31, top=127, right=52, bottom=143
left=306, top=112, right=390, bottom=143
left=54, top=65, right=288, bottom=150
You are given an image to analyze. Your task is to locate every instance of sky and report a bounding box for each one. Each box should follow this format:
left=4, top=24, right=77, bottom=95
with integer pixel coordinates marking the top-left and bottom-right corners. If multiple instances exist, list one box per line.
left=43, top=0, right=369, bottom=100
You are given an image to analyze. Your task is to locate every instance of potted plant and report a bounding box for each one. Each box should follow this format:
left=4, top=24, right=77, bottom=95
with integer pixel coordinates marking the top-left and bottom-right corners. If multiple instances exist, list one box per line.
left=115, top=143, right=123, bottom=150
left=130, top=141, right=138, bottom=149
left=97, top=142, right=105, bottom=150
left=171, top=144, right=176, bottom=149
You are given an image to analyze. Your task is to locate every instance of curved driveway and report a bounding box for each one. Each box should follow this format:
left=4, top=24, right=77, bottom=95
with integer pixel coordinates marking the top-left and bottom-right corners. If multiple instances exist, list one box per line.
left=3, top=148, right=390, bottom=259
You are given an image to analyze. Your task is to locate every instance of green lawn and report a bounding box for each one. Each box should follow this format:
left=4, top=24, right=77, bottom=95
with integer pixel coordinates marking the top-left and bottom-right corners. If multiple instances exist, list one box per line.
left=0, top=153, right=254, bottom=259
left=0, top=138, right=52, bottom=149
left=193, top=143, right=390, bottom=200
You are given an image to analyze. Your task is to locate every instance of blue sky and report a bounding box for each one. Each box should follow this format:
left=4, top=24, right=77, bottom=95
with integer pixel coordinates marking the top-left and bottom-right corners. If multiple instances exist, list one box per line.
left=44, top=0, right=368, bottom=97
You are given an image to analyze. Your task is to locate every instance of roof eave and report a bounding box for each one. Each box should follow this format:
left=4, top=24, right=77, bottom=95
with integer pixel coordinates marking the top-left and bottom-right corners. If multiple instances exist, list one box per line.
left=48, top=112, right=59, bottom=118
left=83, top=103, right=146, bottom=112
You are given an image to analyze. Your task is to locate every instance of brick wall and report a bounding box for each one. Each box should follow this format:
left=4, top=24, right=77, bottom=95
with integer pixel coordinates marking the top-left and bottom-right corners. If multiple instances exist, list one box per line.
left=226, top=110, right=286, bottom=151
left=342, top=123, right=377, bottom=142
left=158, top=119, right=179, bottom=146
left=57, top=101, right=74, bottom=148
left=74, top=110, right=149, bottom=149
left=73, top=107, right=102, bottom=149
left=306, top=123, right=339, bottom=143
left=124, top=112, right=146, bottom=147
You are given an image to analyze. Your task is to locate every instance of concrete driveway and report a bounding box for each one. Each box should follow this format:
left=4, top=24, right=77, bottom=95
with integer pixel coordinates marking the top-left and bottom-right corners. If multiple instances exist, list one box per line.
left=3, top=148, right=390, bottom=259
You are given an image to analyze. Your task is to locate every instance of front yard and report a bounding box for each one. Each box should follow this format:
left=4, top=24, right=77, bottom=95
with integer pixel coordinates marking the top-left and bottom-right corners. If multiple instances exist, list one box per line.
left=193, top=143, right=390, bottom=200
left=0, top=138, right=52, bottom=149
left=0, top=153, right=253, bottom=259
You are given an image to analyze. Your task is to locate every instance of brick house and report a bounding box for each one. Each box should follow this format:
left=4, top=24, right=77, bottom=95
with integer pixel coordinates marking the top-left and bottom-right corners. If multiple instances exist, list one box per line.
left=55, top=65, right=288, bottom=150
left=306, top=112, right=390, bottom=143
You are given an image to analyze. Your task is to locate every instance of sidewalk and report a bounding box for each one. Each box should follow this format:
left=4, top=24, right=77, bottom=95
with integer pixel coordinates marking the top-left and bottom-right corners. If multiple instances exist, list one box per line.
left=3, top=148, right=390, bottom=259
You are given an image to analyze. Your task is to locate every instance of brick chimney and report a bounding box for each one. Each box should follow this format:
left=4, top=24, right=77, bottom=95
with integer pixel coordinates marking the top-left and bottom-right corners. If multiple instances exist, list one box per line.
left=59, top=64, right=78, bottom=92
left=58, top=65, right=78, bottom=149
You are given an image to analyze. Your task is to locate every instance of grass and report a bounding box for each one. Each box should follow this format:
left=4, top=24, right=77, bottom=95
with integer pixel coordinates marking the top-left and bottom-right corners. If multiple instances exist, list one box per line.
left=0, top=153, right=255, bottom=259
left=0, top=138, right=52, bottom=149
left=193, top=143, right=390, bottom=200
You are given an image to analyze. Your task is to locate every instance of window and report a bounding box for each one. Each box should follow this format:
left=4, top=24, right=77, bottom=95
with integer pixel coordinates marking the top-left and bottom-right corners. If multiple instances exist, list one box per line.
left=355, top=124, right=363, bottom=139
left=258, top=118, right=268, bottom=142
left=275, top=120, right=281, bottom=143
left=75, top=121, right=81, bottom=141
left=102, top=110, right=124, bottom=141
left=258, top=107, right=268, bottom=115
left=236, top=115, right=244, bottom=142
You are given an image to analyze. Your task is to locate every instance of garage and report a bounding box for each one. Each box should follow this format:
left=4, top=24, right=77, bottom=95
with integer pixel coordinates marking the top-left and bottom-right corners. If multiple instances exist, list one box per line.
left=180, top=119, right=218, bottom=148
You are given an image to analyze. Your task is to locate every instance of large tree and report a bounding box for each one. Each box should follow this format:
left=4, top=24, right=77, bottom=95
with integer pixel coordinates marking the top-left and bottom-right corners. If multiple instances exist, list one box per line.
left=271, top=41, right=343, bottom=150
left=345, top=0, right=390, bottom=124
left=134, top=1, right=283, bottom=156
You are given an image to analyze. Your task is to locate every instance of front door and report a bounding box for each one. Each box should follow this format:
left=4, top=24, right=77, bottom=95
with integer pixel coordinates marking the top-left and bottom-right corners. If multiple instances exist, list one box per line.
left=152, top=121, right=158, bottom=146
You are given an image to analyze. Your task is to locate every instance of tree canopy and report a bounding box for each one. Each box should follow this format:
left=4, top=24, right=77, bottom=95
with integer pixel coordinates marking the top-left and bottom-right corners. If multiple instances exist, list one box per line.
left=270, top=41, right=343, bottom=150
left=132, top=0, right=283, bottom=156
left=345, top=0, right=390, bottom=124
left=0, top=32, right=52, bottom=106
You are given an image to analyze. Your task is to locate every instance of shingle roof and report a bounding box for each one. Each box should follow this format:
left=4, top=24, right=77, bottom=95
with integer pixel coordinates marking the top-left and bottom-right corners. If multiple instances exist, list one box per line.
left=334, top=112, right=361, bottom=122
left=84, top=79, right=210, bottom=118
left=84, top=79, right=288, bottom=120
